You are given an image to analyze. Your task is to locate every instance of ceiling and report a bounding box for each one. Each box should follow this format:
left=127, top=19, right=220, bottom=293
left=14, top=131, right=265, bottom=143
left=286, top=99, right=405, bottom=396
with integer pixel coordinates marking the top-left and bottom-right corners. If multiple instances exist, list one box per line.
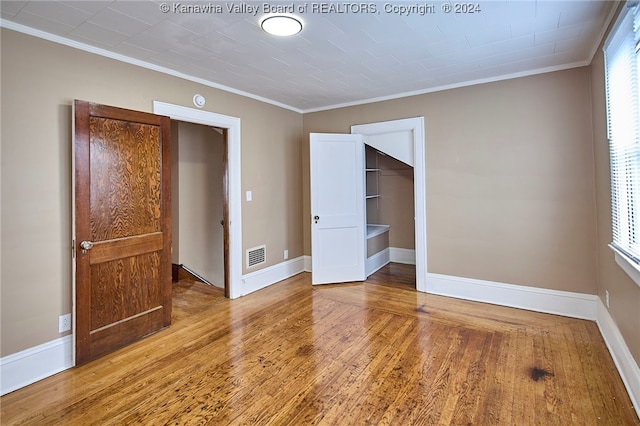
left=0, top=1, right=616, bottom=112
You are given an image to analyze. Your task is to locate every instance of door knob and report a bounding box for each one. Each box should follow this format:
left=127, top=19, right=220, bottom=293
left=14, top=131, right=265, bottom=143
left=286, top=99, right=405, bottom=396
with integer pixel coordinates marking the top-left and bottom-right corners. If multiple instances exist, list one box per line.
left=314, top=215, right=320, bottom=224
left=80, top=240, right=94, bottom=254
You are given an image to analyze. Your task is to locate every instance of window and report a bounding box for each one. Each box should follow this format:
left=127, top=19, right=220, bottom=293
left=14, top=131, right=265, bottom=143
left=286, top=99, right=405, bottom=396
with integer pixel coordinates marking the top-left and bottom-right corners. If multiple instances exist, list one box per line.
left=604, top=2, right=640, bottom=280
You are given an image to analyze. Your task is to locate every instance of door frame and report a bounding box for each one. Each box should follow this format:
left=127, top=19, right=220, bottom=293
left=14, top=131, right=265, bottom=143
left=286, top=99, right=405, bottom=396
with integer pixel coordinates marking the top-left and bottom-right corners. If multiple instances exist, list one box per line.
left=351, top=117, right=427, bottom=293
left=153, top=101, right=242, bottom=299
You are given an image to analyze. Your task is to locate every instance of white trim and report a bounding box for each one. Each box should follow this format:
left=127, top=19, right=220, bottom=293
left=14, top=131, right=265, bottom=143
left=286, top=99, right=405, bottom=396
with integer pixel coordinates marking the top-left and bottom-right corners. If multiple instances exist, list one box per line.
left=5, top=274, right=638, bottom=418
left=610, top=244, right=640, bottom=288
left=389, top=248, right=416, bottom=265
left=241, top=256, right=305, bottom=296
left=152, top=101, right=243, bottom=299
left=1, top=19, right=602, bottom=116
left=352, top=117, right=427, bottom=293
left=0, top=20, right=303, bottom=114
left=0, top=336, right=73, bottom=396
left=304, top=255, right=312, bottom=272
left=304, top=62, right=589, bottom=113
left=0, top=257, right=304, bottom=395
left=589, top=2, right=620, bottom=64
left=596, top=298, right=640, bottom=417
left=426, top=273, right=598, bottom=320
left=366, top=248, right=390, bottom=277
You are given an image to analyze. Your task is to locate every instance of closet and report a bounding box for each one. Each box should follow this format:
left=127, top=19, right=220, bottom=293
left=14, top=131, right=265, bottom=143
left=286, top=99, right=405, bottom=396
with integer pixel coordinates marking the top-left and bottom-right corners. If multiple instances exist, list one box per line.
left=310, top=117, right=425, bottom=288
left=364, top=145, right=415, bottom=277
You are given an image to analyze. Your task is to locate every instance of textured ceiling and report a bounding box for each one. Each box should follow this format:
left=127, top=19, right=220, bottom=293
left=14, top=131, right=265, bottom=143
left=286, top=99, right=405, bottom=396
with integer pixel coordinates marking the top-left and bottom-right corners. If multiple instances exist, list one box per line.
left=0, top=1, right=616, bottom=112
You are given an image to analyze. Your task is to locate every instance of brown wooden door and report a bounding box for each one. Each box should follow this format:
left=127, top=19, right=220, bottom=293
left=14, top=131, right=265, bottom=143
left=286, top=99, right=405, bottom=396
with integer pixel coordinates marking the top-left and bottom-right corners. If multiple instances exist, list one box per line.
left=74, top=100, right=172, bottom=365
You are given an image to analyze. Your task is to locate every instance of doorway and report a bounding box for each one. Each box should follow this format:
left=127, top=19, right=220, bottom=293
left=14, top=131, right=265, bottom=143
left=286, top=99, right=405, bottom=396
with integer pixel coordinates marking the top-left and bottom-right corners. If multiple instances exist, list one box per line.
left=364, top=145, right=415, bottom=278
left=309, top=117, right=426, bottom=291
left=153, top=101, right=242, bottom=299
left=352, top=117, right=427, bottom=293
left=171, top=121, right=226, bottom=290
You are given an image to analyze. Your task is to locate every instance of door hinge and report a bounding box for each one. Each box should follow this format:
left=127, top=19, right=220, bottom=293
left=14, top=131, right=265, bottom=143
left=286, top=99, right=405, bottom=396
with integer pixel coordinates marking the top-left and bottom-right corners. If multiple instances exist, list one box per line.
left=72, top=239, right=75, bottom=258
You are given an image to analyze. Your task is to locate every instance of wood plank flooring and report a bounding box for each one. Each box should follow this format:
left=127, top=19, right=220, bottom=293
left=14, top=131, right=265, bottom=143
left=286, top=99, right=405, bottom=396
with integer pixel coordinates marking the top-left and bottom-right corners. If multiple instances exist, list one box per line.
left=1, top=264, right=638, bottom=425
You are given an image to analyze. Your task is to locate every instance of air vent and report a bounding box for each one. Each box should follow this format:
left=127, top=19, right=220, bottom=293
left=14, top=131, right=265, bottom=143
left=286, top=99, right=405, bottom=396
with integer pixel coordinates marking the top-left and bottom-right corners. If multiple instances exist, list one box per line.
left=247, top=245, right=266, bottom=268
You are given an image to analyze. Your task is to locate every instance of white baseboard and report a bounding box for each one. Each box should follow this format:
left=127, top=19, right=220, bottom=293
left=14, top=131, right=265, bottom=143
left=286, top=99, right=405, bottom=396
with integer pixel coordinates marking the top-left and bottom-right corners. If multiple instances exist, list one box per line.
left=241, top=256, right=306, bottom=296
left=596, top=299, right=640, bottom=417
left=390, top=247, right=416, bottom=265
left=5, top=266, right=636, bottom=419
left=426, top=273, right=598, bottom=320
left=304, top=249, right=415, bottom=273
left=0, top=256, right=307, bottom=396
left=0, top=335, right=73, bottom=396
left=366, top=248, right=390, bottom=277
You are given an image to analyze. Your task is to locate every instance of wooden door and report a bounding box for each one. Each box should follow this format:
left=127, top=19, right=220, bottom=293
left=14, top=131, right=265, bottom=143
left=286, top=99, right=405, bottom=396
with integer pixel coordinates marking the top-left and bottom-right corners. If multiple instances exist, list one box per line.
left=74, top=100, right=172, bottom=365
left=310, top=133, right=366, bottom=284
left=222, top=128, right=230, bottom=298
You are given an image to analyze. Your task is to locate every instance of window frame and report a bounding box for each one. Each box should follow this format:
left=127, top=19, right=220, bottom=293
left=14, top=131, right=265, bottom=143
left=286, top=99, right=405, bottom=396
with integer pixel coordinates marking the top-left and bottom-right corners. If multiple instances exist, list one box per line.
left=604, top=2, right=640, bottom=287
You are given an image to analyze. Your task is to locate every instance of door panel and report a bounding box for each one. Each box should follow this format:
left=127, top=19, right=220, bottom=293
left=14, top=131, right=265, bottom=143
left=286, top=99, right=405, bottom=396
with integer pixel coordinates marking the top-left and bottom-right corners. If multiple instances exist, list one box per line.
left=310, top=133, right=365, bottom=285
left=74, top=100, right=172, bottom=365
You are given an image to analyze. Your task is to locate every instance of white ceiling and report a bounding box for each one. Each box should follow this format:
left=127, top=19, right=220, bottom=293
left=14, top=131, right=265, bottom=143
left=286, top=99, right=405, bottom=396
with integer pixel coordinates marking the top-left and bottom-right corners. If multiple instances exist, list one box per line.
left=0, top=1, right=616, bottom=112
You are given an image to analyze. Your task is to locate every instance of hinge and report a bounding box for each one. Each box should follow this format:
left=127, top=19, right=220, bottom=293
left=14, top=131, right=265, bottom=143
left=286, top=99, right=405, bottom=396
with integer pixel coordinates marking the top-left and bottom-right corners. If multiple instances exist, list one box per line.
left=72, top=239, right=75, bottom=258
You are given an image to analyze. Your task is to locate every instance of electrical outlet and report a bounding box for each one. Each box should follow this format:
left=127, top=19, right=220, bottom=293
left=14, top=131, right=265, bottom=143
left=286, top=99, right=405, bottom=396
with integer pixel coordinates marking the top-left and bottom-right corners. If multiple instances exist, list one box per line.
left=284, top=249, right=289, bottom=260
left=59, top=314, right=71, bottom=333
left=605, top=290, right=610, bottom=309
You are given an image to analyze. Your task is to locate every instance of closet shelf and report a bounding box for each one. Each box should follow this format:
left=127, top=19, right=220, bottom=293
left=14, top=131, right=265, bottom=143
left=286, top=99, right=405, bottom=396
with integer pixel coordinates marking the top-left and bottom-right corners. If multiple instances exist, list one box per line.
left=365, top=168, right=382, bottom=172
left=366, top=195, right=381, bottom=199
left=367, top=224, right=390, bottom=239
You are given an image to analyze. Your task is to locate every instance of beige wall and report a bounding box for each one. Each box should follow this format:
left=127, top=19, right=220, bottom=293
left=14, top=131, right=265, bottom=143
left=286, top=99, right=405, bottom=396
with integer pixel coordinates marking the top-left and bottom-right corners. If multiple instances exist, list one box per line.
left=365, top=147, right=415, bottom=249
left=304, top=68, right=598, bottom=295
left=377, top=155, right=414, bottom=250
left=0, top=29, right=303, bottom=356
left=589, top=5, right=640, bottom=366
left=175, top=122, right=225, bottom=288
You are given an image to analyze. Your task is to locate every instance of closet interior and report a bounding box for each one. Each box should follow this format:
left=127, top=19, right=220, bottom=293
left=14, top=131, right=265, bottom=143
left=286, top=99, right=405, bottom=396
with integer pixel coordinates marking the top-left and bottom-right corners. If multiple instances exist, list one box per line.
left=364, top=144, right=415, bottom=277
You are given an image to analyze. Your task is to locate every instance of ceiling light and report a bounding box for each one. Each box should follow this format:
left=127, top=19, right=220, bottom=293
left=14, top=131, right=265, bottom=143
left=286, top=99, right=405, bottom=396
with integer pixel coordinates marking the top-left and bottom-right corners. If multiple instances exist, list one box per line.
left=260, top=15, right=303, bottom=36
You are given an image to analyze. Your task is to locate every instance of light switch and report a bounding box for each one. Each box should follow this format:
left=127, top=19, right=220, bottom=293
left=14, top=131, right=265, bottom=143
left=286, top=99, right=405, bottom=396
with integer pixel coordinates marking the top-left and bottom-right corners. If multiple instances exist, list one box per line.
left=246, top=191, right=252, bottom=201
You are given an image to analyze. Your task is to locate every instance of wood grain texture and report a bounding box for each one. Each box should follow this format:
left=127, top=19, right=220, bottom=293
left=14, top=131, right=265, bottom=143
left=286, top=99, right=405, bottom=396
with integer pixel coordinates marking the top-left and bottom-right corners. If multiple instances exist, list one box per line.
left=89, top=232, right=162, bottom=265
left=89, top=117, right=161, bottom=240
left=222, top=128, right=230, bottom=298
left=2, top=264, right=637, bottom=425
left=74, top=100, right=172, bottom=365
left=90, top=252, right=162, bottom=330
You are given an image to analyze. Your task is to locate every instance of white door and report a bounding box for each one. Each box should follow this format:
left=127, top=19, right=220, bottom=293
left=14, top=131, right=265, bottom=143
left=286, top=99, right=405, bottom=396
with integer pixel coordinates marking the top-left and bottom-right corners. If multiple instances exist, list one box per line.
left=310, top=133, right=366, bottom=285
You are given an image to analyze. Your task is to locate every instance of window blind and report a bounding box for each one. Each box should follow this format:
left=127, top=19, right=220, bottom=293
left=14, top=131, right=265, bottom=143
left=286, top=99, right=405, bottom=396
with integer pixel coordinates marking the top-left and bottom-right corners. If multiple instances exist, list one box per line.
left=604, top=3, right=640, bottom=264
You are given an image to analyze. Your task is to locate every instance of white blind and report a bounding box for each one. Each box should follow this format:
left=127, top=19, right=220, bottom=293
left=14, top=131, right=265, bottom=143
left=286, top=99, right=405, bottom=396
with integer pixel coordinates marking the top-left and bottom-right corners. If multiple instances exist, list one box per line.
left=604, top=3, right=640, bottom=264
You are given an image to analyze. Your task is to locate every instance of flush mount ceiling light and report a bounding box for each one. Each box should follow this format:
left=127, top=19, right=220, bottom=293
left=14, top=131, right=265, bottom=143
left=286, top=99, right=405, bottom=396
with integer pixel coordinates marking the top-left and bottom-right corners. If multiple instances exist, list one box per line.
left=260, top=15, right=303, bottom=36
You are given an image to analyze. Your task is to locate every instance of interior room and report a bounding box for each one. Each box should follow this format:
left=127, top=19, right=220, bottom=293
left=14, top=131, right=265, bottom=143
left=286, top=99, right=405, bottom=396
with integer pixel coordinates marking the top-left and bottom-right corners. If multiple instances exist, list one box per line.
left=171, top=120, right=226, bottom=289
left=1, top=0, right=639, bottom=423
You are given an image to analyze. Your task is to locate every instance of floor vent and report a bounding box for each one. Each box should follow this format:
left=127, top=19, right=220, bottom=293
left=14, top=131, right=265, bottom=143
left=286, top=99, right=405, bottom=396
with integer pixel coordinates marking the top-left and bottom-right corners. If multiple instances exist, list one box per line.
left=247, top=245, right=266, bottom=268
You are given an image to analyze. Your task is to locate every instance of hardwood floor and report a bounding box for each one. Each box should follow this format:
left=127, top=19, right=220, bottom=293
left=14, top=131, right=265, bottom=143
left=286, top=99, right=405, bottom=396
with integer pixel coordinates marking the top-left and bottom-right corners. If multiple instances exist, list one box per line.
left=1, top=264, right=638, bottom=425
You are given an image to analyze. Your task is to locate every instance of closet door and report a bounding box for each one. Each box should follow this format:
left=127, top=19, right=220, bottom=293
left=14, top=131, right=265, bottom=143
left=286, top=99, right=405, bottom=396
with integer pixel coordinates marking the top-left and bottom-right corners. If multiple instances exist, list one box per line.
left=310, top=133, right=366, bottom=284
